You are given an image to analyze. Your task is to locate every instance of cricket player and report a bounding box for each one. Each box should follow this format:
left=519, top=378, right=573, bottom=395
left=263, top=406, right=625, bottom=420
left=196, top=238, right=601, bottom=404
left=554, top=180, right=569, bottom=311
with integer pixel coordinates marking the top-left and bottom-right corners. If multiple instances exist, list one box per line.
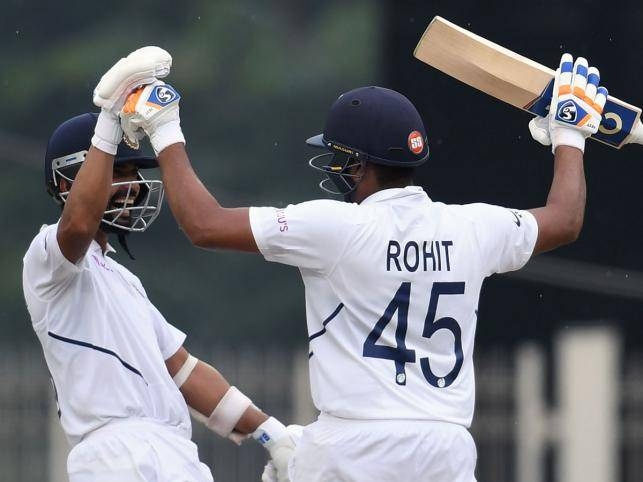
left=117, top=48, right=605, bottom=481
left=21, top=49, right=299, bottom=482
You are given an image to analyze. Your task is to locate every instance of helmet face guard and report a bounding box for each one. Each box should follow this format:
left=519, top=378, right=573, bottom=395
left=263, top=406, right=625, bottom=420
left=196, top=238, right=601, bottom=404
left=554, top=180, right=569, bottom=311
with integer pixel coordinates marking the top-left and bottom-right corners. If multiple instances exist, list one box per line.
left=52, top=149, right=164, bottom=233
left=308, top=151, right=362, bottom=195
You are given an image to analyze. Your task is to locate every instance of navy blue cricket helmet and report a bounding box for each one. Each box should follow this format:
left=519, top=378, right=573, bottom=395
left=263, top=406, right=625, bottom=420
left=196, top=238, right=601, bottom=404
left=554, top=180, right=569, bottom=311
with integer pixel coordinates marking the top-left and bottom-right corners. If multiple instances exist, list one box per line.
left=307, top=86, right=429, bottom=195
left=44, top=113, right=164, bottom=234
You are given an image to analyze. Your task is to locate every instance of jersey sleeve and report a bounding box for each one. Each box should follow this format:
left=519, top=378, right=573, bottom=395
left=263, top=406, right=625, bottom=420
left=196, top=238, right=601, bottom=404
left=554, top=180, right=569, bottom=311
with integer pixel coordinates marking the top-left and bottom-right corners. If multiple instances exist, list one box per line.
left=22, top=223, right=84, bottom=301
left=249, top=200, right=361, bottom=273
left=465, top=203, right=538, bottom=276
left=147, top=302, right=187, bottom=360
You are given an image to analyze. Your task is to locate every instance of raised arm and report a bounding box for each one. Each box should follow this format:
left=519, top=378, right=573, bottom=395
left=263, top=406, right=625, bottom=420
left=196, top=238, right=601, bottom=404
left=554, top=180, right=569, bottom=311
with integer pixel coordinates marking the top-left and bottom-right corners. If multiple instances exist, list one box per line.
left=527, top=53, right=608, bottom=255
left=528, top=145, right=585, bottom=254
left=59, top=47, right=176, bottom=262
left=120, top=82, right=258, bottom=252
left=157, top=144, right=258, bottom=252
left=57, top=116, right=119, bottom=263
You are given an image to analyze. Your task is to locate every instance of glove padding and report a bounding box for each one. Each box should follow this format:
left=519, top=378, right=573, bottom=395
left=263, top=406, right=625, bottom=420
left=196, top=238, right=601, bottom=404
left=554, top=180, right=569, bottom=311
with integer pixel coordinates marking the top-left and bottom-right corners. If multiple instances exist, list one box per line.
left=120, top=80, right=185, bottom=154
left=254, top=418, right=303, bottom=482
left=529, top=53, right=608, bottom=153
left=93, top=46, right=172, bottom=113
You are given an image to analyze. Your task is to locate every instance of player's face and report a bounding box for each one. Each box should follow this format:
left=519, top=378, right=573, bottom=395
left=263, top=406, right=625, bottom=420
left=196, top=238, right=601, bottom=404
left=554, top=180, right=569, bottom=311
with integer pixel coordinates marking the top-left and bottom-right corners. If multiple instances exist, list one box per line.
left=105, top=163, right=141, bottom=226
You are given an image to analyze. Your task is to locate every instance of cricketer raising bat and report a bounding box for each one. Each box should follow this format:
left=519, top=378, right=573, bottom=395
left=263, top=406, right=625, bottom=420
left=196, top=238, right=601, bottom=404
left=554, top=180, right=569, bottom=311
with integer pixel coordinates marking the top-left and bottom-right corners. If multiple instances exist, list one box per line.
left=413, top=16, right=643, bottom=148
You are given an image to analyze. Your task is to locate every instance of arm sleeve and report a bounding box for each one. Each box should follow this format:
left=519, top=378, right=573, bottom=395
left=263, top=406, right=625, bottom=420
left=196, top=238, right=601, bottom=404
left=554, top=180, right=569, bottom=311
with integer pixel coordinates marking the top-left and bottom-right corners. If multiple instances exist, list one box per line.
left=466, top=203, right=538, bottom=276
left=22, top=223, right=84, bottom=301
left=248, top=200, right=360, bottom=273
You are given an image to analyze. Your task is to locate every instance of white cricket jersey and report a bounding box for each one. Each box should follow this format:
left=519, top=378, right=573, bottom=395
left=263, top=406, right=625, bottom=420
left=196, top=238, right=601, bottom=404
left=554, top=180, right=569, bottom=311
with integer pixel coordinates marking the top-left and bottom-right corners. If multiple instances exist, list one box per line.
left=22, top=223, right=191, bottom=446
left=250, top=186, right=537, bottom=427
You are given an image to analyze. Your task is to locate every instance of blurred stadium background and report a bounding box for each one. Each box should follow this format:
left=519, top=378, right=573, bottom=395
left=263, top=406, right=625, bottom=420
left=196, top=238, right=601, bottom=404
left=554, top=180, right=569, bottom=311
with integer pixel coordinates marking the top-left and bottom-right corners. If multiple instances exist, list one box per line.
left=2, top=1, right=643, bottom=481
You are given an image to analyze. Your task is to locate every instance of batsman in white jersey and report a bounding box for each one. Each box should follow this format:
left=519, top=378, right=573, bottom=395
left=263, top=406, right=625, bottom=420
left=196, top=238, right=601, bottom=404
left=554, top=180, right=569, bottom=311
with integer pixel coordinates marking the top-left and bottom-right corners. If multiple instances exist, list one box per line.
left=21, top=48, right=301, bottom=482
left=117, top=48, right=607, bottom=481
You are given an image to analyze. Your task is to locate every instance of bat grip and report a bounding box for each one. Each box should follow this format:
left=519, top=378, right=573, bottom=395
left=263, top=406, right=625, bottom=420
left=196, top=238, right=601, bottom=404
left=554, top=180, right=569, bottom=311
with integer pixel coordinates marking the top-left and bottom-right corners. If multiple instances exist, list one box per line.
left=626, top=120, right=643, bottom=146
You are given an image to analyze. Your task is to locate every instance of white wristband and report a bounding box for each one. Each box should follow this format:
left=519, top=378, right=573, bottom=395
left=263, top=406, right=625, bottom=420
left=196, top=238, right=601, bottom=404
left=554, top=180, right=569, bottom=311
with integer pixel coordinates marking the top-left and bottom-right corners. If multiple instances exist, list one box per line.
left=149, top=119, right=185, bottom=155
left=91, top=110, right=123, bottom=155
left=173, top=354, right=198, bottom=388
left=205, top=386, right=252, bottom=437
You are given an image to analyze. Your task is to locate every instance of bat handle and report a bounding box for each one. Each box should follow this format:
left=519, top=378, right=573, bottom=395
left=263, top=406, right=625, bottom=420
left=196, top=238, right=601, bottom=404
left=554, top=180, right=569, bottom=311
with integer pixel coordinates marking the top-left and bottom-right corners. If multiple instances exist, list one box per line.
left=626, top=120, right=643, bottom=146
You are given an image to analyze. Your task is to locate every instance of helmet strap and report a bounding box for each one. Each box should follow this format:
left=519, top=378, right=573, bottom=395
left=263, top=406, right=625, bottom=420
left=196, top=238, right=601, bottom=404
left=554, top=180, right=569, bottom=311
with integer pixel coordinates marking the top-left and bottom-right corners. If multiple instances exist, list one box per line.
left=117, top=232, right=136, bottom=260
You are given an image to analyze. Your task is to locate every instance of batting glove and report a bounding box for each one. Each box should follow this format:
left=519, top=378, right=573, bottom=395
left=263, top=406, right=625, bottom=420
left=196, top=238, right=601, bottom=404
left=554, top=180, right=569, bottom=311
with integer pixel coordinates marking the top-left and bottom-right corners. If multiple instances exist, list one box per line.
left=253, top=418, right=302, bottom=482
left=120, top=80, right=185, bottom=155
left=91, top=46, right=172, bottom=155
left=93, top=46, right=172, bottom=112
left=529, top=53, right=608, bottom=153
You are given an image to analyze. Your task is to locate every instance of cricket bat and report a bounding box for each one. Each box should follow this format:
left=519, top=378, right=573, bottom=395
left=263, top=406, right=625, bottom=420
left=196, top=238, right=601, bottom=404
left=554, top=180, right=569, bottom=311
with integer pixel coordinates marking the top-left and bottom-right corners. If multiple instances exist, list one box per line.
left=413, top=16, right=643, bottom=148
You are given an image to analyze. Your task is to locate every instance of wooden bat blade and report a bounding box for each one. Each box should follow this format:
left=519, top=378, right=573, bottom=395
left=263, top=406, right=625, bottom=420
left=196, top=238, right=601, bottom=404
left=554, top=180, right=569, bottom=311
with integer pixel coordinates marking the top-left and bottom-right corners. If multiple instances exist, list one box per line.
left=414, top=16, right=643, bottom=149
left=414, top=16, right=554, bottom=111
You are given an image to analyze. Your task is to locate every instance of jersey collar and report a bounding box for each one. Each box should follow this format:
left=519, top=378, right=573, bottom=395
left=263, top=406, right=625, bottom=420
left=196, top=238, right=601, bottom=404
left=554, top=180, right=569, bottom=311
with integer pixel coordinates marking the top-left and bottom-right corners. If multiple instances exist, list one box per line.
left=89, top=239, right=117, bottom=257
left=360, top=186, right=430, bottom=205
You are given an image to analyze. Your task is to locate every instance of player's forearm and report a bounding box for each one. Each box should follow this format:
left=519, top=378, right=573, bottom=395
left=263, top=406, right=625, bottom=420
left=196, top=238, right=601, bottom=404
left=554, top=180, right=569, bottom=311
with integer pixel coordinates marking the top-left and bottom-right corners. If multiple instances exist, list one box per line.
left=175, top=357, right=269, bottom=434
left=58, top=147, right=114, bottom=261
left=546, top=146, right=586, bottom=237
left=157, top=143, right=222, bottom=237
left=157, top=144, right=258, bottom=251
left=179, top=360, right=231, bottom=414
left=529, top=145, right=585, bottom=254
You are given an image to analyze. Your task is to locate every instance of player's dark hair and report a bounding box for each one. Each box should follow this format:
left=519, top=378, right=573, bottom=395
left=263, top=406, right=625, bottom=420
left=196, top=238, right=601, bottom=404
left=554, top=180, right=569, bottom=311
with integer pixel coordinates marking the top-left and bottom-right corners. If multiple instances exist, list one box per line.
left=370, top=162, right=415, bottom=189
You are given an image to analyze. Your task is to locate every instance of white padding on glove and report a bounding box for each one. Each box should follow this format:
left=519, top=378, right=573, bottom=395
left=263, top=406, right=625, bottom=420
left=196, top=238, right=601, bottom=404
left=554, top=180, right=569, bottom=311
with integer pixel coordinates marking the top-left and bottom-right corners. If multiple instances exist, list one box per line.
left=93, top=46, right=172, bottom=112
left=91, top=109, right=123, bottom=155
left=528, top=116, right=552, bottom=147
left=120, top=81, right=184, bottom=154
left=255, top=419, right=302, bottom=482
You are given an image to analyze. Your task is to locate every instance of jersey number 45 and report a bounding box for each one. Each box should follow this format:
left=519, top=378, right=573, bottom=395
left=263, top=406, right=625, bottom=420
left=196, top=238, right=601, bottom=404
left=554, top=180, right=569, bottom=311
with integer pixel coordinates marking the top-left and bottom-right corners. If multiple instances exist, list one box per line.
left=362, top=281, right=465, bottom=388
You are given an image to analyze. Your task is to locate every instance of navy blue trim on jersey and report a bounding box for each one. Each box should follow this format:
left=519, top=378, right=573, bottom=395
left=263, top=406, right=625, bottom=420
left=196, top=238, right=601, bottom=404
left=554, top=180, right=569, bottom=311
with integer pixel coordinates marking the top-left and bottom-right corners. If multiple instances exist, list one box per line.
left=48, top=331, right=148, bottom=385
left=308, top=303, right=344, bottom=342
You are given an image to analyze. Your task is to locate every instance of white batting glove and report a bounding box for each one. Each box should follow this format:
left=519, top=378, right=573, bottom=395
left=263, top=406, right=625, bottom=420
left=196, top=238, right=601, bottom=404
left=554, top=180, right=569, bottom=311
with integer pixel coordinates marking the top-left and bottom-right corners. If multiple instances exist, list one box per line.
left=120, top=80, right=184, bottom=155
left=261, top=461, right=278, bottom=482
left=93, top=46, right=172, bottom=112
left=529, top=53, right=608, bottom=153
left=253, top=418, right=302, bottom=482
left=91, top=46, right=172, bottom=155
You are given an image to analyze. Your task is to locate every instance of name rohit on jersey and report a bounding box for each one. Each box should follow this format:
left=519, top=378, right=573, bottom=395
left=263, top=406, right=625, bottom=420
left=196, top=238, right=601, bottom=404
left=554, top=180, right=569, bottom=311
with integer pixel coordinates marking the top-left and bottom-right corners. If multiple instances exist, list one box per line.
left=387, top=240, right=453, bottom=272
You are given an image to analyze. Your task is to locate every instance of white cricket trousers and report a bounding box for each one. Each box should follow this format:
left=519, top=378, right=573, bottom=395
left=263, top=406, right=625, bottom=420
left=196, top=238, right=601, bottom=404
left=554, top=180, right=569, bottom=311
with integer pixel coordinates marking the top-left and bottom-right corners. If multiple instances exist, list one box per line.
left=291, top=414, right=477, bottom=482
left=67, top=420, right=213, bottom=482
